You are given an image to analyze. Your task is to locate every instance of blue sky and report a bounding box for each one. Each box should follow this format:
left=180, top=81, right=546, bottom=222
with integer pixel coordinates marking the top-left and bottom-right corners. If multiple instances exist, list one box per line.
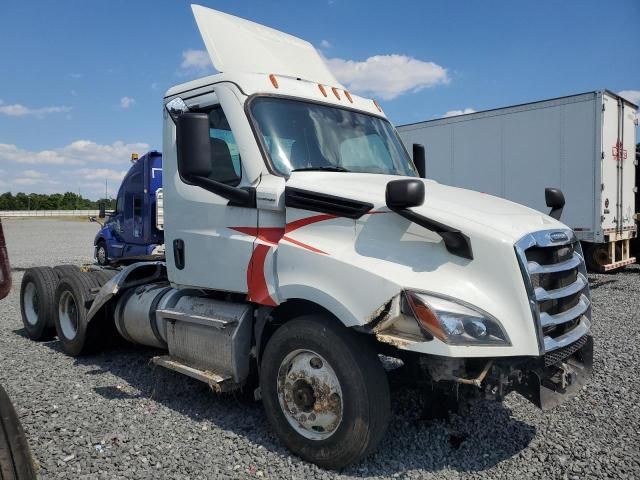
left=0, top=0, right=638, bottom=199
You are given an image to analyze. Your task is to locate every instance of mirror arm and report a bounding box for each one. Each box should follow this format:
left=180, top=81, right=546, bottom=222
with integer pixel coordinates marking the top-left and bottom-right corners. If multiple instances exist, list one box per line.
left=394, top=208, right=473, bottom=260
left=548, top=206, right=563, bottom=220
left=189, top=175, right=256, bottom=208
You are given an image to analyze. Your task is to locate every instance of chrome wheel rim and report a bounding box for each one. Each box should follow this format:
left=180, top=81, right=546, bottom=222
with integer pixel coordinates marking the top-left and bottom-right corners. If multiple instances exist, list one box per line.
left=276, top=349, right=343, bottom=440
left=58, top=290, right=79, bottom=340
left=23, top=282, right=39, bottom=326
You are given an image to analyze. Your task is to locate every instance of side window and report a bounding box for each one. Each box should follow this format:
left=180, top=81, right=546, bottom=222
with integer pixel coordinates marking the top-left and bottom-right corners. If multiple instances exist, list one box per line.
left=132, top=195, right=143, bottom=238
left=207, top=107, right=242, bottom=186
left=115, top=188, right=125, bottom=215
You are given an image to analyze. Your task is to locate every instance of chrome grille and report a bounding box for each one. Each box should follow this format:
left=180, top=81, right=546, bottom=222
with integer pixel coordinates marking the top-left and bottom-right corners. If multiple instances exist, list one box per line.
left=515, top=229, right=592, bottom=353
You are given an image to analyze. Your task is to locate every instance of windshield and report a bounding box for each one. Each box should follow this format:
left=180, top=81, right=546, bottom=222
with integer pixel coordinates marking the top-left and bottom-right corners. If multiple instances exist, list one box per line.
left=250, top=97, right=417, bottom=177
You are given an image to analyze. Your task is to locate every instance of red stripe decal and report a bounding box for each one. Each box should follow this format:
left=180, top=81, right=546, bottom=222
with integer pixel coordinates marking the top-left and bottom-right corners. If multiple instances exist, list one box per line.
left=230, top=213, right=337, bottom=305
left=282, top=235, right=328, bottom=254
left=285, top=214, right=336, bottom=233
left=230, top=226, right=285, bottom=246
left=246, top=244, right=277, bottom=306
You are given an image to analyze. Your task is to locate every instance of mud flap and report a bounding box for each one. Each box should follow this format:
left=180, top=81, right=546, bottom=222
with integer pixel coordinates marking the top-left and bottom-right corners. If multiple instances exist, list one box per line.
left=517, top=336, right=593, bottom=410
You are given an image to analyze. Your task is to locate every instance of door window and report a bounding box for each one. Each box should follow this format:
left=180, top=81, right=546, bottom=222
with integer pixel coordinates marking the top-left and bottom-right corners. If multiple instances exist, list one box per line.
left=207, top=106, right=242, bottom=186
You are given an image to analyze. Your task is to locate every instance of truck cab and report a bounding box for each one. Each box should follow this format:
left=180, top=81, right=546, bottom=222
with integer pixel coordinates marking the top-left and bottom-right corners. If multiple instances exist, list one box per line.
left=94, top=150, right=164, bottom=265
left=21, top=5, right=594, bottom=470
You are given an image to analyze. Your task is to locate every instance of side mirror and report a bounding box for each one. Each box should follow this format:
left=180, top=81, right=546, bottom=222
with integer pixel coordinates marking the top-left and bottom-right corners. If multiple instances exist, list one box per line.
left=386, top=179, right=425, bottom=211
left=413, top=144, right=426, bottom=178
left=98, top=202, right=106, bottom=219
left=177, top=112, right=212, bottom=179
left=545, top=187, right=565, bottom=220
left=176, top=112, right=255, bottom=207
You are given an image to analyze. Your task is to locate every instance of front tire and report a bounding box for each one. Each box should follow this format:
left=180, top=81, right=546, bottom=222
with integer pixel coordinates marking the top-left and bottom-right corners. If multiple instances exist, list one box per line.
left=95, top=242, right=109, bottom=266
left=260, top=315, right=390, bottom=469
left=0, top=385, right=37, bottom=480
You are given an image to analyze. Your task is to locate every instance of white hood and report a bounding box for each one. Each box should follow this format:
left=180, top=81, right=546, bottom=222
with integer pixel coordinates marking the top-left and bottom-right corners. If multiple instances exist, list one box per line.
left=287, top=172, right=566, bottom=243
left=191, top=5, right=342, bottom=86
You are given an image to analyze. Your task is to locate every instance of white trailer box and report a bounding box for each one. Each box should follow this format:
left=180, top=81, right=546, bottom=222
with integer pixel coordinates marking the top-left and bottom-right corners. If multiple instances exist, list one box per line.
left=398, top=90, right=638, bottom=272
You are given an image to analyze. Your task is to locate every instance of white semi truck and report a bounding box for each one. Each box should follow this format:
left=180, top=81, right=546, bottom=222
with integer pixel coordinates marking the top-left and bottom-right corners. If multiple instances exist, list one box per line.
left=18, top=5, right=593, bottom=469
left=397, top=91, right=639, bottom=272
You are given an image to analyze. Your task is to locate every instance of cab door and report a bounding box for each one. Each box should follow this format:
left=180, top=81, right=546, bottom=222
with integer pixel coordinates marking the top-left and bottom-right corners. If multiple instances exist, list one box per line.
left=163, top=90, right=257, bottom=293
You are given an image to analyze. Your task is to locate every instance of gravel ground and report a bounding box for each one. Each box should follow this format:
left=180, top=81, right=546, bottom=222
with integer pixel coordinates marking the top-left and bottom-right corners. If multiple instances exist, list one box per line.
left=0, top=219, right=639, bottom=479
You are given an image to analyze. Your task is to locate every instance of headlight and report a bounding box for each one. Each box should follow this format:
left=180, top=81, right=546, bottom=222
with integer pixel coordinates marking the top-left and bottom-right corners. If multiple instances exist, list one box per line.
left=404, top=291, right=510, bottom=346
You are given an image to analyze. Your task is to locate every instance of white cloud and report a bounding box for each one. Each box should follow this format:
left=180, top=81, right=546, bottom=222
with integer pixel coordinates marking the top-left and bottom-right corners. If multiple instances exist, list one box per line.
left=320, top=39, right=332, bottom=49
left=0, top=102, right=72, bottom=118
left=0, top=140, right=150, bottom=166
left=22, top=170, right=47, bottom=178
left=443, top=108, right=476, bottom=118
left=75, top=168, right=127, bottom=183
left=0, top=141, right=150, bottom=198
left=619, top=90, right=640, bottom=105
left=13, top=177, right=60, bottom=186
left=180, top=49, right=212, bottom=73
left=120, top=96, right=136, bottom=109
left=325, top=54, right=448, bottom=100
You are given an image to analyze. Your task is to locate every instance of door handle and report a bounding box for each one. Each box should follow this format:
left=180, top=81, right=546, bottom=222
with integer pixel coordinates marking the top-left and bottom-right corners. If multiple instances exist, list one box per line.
left=173, top=239, right=185, bottom=270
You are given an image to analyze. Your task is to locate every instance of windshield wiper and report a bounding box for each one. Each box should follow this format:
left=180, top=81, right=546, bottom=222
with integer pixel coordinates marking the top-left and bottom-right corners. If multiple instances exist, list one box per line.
left=291, top=166, right=351, bottom=173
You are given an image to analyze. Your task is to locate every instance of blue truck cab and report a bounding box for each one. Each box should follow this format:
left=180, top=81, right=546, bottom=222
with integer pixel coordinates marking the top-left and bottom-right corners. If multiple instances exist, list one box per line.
left=94, top=151, right=164, bottom=265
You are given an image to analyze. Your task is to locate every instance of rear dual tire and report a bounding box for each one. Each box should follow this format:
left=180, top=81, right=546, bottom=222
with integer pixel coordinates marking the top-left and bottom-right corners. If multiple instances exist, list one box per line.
left=19, top=267, right=57, bottom=341
left=54, top=272, right=106, bottom=357
left=260, top=315, right=390, bottom=469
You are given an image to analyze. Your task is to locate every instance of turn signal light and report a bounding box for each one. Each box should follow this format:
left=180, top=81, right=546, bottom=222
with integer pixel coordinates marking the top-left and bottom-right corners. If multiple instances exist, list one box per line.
left=405, top=292, right=448, bottom=342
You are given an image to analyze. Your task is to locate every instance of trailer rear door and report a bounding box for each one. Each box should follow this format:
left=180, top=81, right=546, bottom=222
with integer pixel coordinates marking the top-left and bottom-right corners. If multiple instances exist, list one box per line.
left=601, top=93, right=637, bottom=235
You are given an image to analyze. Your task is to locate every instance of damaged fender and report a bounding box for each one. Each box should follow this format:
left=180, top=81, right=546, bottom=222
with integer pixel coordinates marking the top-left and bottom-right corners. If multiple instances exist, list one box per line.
left=86, top=262, right=167, bottom=324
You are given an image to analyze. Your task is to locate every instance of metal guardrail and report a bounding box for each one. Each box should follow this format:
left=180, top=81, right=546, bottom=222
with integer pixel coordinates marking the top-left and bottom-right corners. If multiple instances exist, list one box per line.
left=0, top=210, right=99, bottom=218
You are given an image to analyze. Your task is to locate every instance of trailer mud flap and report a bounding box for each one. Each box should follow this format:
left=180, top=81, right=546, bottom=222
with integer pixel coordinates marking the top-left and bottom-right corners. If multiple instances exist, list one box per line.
left=517, top=336, right=593, bottom=410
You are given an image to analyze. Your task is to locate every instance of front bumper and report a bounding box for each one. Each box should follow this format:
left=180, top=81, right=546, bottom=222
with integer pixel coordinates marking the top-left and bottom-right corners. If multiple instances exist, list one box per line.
left=414, top=335, right=593, bottom=411
left=515, top=335, right=593, bottom=410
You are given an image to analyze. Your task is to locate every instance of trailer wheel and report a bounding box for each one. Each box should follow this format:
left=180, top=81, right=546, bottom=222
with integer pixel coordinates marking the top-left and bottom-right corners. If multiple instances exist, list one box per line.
left=95, top=242, right=109, bottom=266
left=582, top=243, right=622, bottom=273
left=52, top=264, right=80, bottom=279
left=260, top=315, right=390, bottom=469
left=19, top=267, right=58, bottom=341
left=0, top=385, right=37, bottom=480
left=54, top=272, right=104, bottom=356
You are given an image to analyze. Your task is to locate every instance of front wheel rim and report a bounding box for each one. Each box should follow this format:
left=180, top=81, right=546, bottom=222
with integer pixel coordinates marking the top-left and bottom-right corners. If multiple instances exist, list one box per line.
left=97, top=246, right=106, bottom=264
left=276, top=349, right=343, bottom=440
left=23, top=282, right=39, bottom=326
left=58, top=290, right=79, bottom=340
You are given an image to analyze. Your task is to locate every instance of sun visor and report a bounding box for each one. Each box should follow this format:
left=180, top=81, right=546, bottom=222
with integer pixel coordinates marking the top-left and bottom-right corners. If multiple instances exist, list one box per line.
left=191, top=4, right=342, bottom=87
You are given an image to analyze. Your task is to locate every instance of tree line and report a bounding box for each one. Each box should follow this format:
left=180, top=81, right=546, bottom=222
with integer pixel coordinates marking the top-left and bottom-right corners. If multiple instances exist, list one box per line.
left=0, top=192, right=116, bottom=211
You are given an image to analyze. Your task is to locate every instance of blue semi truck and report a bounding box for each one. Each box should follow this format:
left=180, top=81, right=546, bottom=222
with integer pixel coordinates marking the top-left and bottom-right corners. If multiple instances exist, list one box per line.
left=94, top=151, right=164, bottom=265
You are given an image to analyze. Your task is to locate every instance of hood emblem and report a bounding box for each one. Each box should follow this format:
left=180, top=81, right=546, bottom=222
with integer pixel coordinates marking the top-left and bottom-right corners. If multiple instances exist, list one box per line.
left=549, top=231, right=569, bottom=243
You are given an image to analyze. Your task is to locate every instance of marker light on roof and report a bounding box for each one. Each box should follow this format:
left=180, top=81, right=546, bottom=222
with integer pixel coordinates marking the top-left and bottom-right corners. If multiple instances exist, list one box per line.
left=269, top=74, right=279, bottom=89
left=344, top=91, right=353, bottom=103
left=318, top=84, right=328, bottom=97
left=373, top=99, right=382, bottom=112
left=331, top=87, right=341, bottom=100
